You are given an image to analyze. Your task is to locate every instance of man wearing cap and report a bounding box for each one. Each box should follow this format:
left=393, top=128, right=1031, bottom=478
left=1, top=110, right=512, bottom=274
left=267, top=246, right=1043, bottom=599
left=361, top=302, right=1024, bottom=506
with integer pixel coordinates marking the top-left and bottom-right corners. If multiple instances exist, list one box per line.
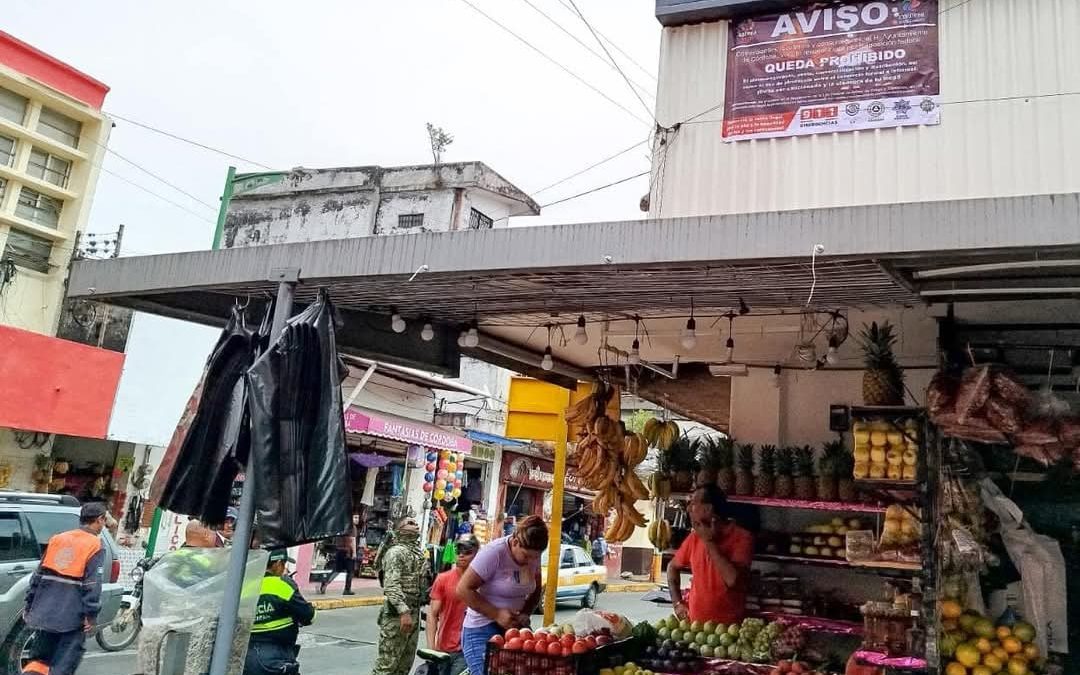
left=425, top=534, right=479, bottom=675
left=21, top=502, right=108, bottom=675
left=246, top=549, right=316, bottom=675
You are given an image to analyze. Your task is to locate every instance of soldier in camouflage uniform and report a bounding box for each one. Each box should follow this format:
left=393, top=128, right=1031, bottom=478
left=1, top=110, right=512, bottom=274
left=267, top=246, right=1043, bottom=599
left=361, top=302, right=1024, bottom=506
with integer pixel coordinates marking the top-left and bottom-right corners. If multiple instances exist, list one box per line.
left=372, top=517, right=428, bottom=675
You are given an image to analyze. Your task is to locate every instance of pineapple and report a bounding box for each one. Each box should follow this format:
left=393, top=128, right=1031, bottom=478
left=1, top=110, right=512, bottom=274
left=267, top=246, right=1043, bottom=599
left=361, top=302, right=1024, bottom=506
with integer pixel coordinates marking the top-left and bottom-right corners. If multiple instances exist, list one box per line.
left=836, top=449, right=857, bottom=501
left=858, top=321, right=906, bottom=406
left=694, top=437, right=720, bottom=489
left=715, top=438, right=736, bottom=494
left=773, top=447, right=794, bottom=498
left=793, top=445, right=816, bottom=500
left=817, top=440, right=843, bottom=501
left=734, top=443, right=755, bottom=495
left=754, top=445, right=777, bottom=497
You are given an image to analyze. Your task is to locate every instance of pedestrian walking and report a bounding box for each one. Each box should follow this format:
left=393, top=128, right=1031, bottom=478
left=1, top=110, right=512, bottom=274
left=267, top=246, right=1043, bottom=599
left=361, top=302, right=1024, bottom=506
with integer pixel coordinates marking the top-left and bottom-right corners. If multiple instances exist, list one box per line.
left=371, top=517, right=428, bottom=675
left=320, top=514, right=358, bottom=595
left=426, top=535, right=480, bottom=675
left=244, top=549, right=316, bottom=675
left=21, top=502, right=109, bottom=675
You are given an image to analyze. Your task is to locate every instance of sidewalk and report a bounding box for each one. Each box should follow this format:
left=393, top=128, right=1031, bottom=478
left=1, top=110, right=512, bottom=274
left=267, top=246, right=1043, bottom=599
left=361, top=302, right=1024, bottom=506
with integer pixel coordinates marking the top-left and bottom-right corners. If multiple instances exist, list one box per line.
left=309, top=578, right=659, bottom=611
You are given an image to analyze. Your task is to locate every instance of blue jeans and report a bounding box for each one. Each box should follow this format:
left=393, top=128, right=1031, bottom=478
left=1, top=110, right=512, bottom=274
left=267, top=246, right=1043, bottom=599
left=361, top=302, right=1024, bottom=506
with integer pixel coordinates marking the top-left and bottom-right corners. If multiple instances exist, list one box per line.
left=461, top=622, right=501, bottom=675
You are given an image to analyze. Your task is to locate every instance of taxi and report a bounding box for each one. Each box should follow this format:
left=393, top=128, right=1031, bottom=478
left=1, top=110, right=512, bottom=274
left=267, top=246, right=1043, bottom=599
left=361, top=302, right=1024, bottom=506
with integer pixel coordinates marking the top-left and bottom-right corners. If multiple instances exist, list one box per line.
left=539, top=544, right=607, bottom=609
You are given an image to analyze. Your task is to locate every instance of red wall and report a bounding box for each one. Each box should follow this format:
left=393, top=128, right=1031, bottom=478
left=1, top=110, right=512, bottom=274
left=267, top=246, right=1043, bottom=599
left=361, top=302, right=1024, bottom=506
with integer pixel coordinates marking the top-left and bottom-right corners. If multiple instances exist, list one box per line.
left=0, top=31, right=109, bottom=109
left=0, top=325, right=123, bottom=438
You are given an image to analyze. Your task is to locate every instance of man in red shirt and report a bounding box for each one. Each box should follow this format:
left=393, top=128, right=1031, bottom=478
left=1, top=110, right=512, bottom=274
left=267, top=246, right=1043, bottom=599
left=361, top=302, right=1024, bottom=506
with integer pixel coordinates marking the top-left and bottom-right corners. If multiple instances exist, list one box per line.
left=668, top=484, right=754, bottom=625
left=427, top=534, right=480, bottom=675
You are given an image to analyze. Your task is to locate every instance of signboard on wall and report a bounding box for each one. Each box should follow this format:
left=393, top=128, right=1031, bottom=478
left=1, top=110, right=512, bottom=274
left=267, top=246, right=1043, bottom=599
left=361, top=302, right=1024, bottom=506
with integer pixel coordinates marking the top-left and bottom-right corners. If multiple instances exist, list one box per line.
left=723, top=1, right=940, bottom=141
left=500, top=452, right=594, bottom=496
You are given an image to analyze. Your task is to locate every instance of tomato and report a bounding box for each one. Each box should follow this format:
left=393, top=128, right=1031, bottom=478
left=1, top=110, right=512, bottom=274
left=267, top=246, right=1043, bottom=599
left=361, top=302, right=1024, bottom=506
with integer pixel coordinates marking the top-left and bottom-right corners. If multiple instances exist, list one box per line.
left=522, top=640, right=536, bottom=653
left=547, top=641, right=563, bottom=656
left=505, top=638, right=523, bottom=651
left=489, top=635, right=505, bottom=646
left=519, top=629, right=534, bottom=641
left=572, top=640, right=589, bottom=654
left=505, top=628, right=520, bottom=641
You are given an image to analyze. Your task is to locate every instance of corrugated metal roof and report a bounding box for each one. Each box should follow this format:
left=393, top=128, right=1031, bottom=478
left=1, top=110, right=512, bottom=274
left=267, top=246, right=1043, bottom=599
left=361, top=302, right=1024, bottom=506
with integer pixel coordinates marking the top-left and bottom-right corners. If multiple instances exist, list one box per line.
left=652, top=0, right=1080, bottom=218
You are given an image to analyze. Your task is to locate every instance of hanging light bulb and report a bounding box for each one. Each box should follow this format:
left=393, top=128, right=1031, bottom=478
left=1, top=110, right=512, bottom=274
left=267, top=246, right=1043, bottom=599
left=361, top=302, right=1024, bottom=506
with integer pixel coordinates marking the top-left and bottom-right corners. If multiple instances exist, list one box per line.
left=738, top=298, right=750, bottom=315
left=725, top=336, right=735, bottom=362
left=390, top=309, right=406, bottom=334
left=681, top=317, right=697, bottom=351
left=540, top=346, right=554, bottom=371
left=771, top=364, right=782, bottom=388
left=457, top=330, right=468, bottom=348
left=573, top=315, right=589, bottom=345
left=420, top=323, right=435, bottom=342
left=629, top=338, right=641, bottom=365
left=826, top=336, right=840, bottom=365
left=464, top=321, right=480, bottom=348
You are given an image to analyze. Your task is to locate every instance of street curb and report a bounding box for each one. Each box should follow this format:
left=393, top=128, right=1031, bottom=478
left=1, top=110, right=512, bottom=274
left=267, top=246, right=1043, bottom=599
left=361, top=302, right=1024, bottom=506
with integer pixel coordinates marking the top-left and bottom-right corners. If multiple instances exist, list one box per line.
left=309, top=583, right=658, bottom=611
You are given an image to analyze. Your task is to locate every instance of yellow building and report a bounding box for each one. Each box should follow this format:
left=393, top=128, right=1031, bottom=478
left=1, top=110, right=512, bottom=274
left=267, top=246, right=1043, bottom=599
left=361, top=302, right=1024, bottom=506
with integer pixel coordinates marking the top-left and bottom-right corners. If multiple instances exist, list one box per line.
left=0, top=30, right=110, bottom=336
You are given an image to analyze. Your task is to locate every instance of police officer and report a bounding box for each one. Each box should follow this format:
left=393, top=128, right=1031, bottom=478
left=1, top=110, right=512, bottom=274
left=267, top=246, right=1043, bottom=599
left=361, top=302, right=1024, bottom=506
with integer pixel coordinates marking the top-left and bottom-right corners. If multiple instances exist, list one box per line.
left=245, top=549, right=316, bottom=675
left=22, top=502, right=108, bottom=675
left=371, top=517, right=428, bottom=675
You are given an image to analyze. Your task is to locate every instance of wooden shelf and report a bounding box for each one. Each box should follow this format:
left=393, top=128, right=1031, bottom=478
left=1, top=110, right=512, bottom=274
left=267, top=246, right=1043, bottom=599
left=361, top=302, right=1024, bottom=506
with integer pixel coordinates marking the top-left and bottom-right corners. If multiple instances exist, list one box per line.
left=854, top=479, right=918, bottom=491
left=727, top=495, right=887, bottom=513
left=750, top=611, right=863, bottom=636
left=754, top=553, right=921, bottom=573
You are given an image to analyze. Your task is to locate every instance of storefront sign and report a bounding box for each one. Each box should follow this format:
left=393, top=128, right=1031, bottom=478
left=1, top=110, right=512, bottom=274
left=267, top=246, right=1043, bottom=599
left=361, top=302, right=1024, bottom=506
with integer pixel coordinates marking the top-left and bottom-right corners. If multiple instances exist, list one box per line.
left=345, top=408, right=472, bottom=454
left=723, top=1, right=940, bottom=141
left=500, top=452, right=593, bottom=495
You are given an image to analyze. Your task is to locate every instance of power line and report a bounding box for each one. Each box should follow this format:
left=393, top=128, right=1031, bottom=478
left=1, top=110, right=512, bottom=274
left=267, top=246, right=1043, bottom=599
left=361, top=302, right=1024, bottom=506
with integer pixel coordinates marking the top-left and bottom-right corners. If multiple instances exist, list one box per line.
left=515, top=0, right=655, bottom=102
left=565, top=0, right=657, bottom=124
left=532, top=138, right=649, bottom=195
left=106, top=112, right=275, bottom=170
left=103, top=146, right=218, bottom=211
left=98, top=166, right=217, bottom=224
left=553, top=0, right=657, bottom=83
left=941, top=0, right=977, bottom=14
left=454, top=0, right=651, bottom=126
left=539, top=170, right=649, bottom=209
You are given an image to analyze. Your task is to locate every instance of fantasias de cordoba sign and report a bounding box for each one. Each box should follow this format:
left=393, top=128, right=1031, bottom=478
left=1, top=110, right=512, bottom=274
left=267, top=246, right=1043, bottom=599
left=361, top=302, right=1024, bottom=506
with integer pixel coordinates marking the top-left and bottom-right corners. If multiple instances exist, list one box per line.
left=723, top=1, right=940, bottom=141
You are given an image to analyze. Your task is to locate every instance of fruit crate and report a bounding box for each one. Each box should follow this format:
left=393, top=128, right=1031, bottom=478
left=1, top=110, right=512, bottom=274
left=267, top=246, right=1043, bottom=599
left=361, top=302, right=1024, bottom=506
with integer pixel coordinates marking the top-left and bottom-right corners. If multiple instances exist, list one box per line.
left=485, top=638, right=637, bottom=675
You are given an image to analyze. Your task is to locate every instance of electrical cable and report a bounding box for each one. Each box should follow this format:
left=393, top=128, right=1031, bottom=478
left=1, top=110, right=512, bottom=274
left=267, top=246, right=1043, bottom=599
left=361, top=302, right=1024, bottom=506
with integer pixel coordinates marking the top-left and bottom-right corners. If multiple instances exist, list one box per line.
left=105, top=112, right=275, bottom=170
left=551, top=0, right=657, bottom=83
left=565, top=0, right=658, bottom=124
left=98, top=166, right=217, bottom=224
left=531, top=138, right=649, bottom=195
left=101, top=146, right=218, bottom=211
left=514, top=0, right=655, bottom=101
left=536, top=170, right=649, bottom=210
left=453, top=0, right=651, bottom=126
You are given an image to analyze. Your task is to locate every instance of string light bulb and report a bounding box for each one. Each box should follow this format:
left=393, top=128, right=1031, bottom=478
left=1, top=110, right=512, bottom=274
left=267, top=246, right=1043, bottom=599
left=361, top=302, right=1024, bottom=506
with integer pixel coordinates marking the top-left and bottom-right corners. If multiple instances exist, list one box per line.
left=826, top=336, right=840, bottom=365
left=420, top=323, right=435, bottom=342
left=573, top=315, right=589, bottom=345
left=464, top=321, right=480, bottom=348
left=457, top=330, right=468, bottom=348
left=681, top=299, right=697, bottom=351
left=724, top=311, right=736, bottom=362
left=540, top=346, right=554, bottom=371
left=629, top=338, right=641, bottom=365
left=390, top=309, right=406, bottom=334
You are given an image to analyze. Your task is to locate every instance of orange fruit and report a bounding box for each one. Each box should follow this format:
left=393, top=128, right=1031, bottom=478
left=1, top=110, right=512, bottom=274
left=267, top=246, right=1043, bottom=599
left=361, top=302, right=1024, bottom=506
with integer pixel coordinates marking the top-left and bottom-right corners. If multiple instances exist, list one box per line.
left=1012, top=622, right=1036, bottom=643
left=945, top=662, right=968, bottom=675
left=996, top=626, right=1012, bottom=640
left=975, top=638, right=993, bottom=654
left=959, top=613, right=980, bottom=634
left=956, top=643, right=982, bottom=668
left=1007, top=657, right=1029, bottom=675
left=982, top=654, right=1004, bottom=672
left=971, top=666, right=993, bottom=675
left=1002, top=637, right=1023, bottom=654
left=1022, top=644, right=1039, bottom=661
left=993, top=647, right=1010, bottom=661
left=941, top=600, right=964, bottom=619
left=974, top=619, right=996, bottom=639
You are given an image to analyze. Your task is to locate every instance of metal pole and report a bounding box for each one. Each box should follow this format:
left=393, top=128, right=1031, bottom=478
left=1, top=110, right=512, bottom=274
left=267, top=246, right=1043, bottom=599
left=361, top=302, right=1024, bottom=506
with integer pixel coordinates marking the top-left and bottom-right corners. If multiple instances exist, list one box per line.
left=211, top=166, right=237, bottom=250
left=207, top=278, right=295, bottom=675
left=542, top=420, right=568, bottom=627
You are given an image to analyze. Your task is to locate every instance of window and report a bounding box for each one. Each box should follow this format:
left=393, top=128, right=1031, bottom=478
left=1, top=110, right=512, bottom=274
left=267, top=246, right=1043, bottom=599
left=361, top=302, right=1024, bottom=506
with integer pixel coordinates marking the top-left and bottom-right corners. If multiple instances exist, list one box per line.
left=27, top=147, right=72, bottom=188
left=0, top=513, right=39, bottom=562
left=23, top=512, right=78, bottom=556
left=468, top=208, right=493, bottom=230
left=0, top=178, right=6, bottom=203
left=15, top=187, right=62, bottom=228
left=0, top=87, right=28, bottom=126
left=3, top=228, right=54, bottom=273
left=560, top=549, right=576, bottom=569
left=0, top=134, right=15, bottom=167
left=397, top=213, right=424, bottom=229
left=37, top=106, right=82, bottom=148
left=574, top=548, right=594, bottom=567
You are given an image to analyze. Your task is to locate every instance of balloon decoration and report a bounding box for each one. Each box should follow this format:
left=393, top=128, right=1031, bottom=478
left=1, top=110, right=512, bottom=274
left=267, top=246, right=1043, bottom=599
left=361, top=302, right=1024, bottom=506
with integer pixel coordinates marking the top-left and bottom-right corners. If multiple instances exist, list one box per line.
left=423, top=482, right=433, bottom=493
left=452, top=488, right=462, bottom=498
left=427, top=451, right=438, bottom=462
left=421, top=448, right=469, bottom=506
left=425, top=462, right=436, bottom=472
left=424, top=472, right=435, bottom=483
left=434, top=489, right=445, bottom=501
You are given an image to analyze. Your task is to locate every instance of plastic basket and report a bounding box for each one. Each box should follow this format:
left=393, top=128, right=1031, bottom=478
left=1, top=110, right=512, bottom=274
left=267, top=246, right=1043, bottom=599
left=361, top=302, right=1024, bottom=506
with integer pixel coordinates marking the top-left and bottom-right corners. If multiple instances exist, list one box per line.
left=485, top=637, right=637, bottom=675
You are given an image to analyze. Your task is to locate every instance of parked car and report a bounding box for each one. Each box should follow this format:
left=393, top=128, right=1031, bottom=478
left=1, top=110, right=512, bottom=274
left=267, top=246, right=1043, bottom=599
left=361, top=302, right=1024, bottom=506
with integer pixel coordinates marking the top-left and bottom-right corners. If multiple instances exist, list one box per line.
left=539, top=544, right=607, bottom=610
left=0, top=491, right=124, bottom=674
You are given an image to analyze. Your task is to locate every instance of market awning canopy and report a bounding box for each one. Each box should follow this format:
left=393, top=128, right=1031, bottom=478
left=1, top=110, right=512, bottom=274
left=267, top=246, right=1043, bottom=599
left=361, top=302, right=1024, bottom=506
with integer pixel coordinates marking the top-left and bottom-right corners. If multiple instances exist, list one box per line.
left=344, top=407, right=472, bottom=454
left=68, top=192, right=1080, bottom=377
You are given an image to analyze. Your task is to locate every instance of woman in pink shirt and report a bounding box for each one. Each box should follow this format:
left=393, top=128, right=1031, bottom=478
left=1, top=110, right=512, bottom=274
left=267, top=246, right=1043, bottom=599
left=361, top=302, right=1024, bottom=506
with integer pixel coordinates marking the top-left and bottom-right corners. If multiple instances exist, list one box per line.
left=457, top=516, right=549, bottom=675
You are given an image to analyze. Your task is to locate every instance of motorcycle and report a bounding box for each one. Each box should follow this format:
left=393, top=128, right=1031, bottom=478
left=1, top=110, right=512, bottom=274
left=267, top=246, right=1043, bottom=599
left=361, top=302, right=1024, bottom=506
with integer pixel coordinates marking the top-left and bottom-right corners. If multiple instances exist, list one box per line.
left=95, top=556, right=156, bottom=651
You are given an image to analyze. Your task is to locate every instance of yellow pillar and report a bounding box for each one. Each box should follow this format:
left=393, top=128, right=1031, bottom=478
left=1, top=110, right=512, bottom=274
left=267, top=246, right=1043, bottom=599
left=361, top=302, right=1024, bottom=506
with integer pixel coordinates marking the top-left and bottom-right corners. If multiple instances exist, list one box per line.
left=651, top=551, right=663, bottom=583
left=542, top=421, right=568, bottom=627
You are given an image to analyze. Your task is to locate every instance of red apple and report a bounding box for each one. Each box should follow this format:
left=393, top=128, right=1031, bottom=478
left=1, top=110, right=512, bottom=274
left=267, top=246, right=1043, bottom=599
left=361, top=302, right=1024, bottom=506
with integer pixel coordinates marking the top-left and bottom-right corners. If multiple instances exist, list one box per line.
left=547, top=641, right=563, bottom=656
left=490, top=635, right=505, bottom=647
left=522, top=640, right=536, bottom=653
left=584, top=636, right=597, bottom=649
left=505, top=638, right=523, bottom=651
left=519, top=629, right=533, bottom=641
left=572, top=640, right=589, bottom=655
left=561, top=646, right=571, bottom=657
left=560, top=634, right=575, bottom=648
left=505, top=629, right=520, bottom=641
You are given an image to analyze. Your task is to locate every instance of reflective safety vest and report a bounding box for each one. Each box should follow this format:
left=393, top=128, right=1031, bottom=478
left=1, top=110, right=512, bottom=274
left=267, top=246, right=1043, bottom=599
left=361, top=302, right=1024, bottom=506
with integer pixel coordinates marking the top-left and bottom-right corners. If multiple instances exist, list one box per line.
left=250, top=575, right=315, bottom=646
left=41, top=529, right=102, bottom=581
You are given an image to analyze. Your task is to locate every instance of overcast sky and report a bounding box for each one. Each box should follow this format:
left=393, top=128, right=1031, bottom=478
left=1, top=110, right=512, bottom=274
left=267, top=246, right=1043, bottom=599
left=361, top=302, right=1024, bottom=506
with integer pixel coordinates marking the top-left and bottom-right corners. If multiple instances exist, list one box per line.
left=7, top=0, right=661, bottom=258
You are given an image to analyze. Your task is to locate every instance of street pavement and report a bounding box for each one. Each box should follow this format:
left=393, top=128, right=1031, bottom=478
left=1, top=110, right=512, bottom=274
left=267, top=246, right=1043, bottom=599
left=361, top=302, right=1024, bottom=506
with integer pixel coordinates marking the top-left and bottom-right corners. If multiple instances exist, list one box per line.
left=77, top=591, right=671, bottom=674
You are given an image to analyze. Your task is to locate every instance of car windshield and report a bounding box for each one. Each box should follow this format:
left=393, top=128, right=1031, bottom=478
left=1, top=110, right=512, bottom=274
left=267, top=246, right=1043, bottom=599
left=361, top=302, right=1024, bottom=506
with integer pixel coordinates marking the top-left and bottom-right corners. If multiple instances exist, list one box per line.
left=24, top=511, right=78, bottom=556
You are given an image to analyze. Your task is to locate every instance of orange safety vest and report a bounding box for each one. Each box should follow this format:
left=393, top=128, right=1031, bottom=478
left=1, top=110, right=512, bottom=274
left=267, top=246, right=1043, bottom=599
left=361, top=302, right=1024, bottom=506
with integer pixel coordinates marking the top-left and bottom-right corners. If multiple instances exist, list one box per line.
left=40, top=529, right=101, bottom=580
